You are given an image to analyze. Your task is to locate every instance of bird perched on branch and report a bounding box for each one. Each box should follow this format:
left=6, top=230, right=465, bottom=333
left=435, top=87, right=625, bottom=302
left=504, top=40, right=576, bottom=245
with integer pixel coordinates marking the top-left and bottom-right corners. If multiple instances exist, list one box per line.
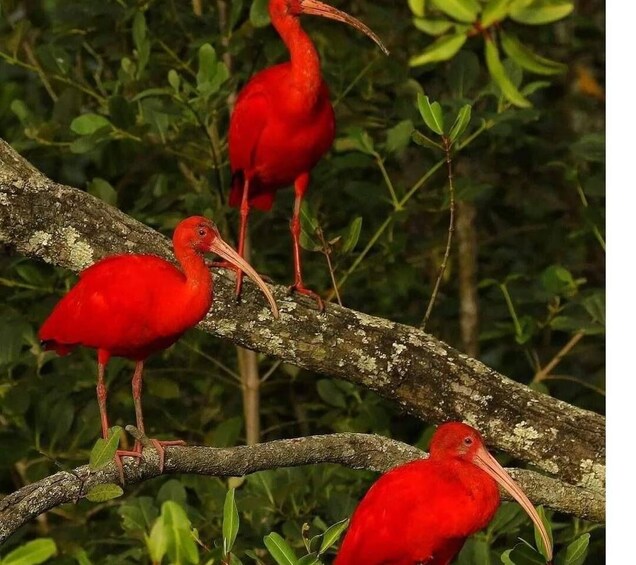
left=228, top=0, right=388, bottom=309
left=39, top=216, right=279, bottom=474
left=335, top=422, right=553, bottom=565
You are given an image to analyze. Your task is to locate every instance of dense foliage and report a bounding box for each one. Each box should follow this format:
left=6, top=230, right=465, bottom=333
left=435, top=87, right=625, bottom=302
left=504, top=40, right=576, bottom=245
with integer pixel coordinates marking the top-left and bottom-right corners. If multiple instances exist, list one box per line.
left=0, top=0, right=604, bottom=563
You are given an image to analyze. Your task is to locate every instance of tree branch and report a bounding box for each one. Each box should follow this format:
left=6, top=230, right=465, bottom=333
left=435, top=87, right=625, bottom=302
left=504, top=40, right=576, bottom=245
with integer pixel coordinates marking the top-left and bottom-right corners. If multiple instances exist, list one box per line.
left=0, top=432, right=604, bottom=544
left=0, top=138, right=605, bottom=492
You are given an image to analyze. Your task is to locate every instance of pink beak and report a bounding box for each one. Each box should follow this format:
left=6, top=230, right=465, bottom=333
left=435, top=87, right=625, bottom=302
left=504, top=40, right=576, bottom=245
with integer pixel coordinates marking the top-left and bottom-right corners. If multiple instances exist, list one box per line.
left=299, top=0, right=389, bottom=55
left=209, top=237, right=280, bottom=319
left=474, top=446, right=553, bottom=561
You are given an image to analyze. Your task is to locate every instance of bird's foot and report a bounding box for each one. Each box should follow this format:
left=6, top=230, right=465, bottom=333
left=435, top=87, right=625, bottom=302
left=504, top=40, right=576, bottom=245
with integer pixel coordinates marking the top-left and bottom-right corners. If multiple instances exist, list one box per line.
left=147, top=438, right=186, bottom=473
left=113, top=449, right=143, bottom=484
left=288, top=282, right=325, bottom=312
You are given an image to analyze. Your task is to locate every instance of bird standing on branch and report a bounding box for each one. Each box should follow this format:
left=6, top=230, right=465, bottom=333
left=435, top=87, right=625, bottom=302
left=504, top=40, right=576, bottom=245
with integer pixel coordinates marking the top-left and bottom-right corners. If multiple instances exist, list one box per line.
left=39, top=216, right=279, bottom=473
left=228, top=0, right=388, bottom=309
left=335, top=422, right=553, bottom=565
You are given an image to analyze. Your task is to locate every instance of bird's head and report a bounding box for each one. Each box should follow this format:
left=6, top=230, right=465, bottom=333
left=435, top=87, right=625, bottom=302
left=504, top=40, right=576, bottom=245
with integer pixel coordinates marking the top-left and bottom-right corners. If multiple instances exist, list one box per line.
left=430, top=422, right=553, bottom=561
left=173, top=217, right=279, bottom=319
left=269, top=0, right=389, bottom=55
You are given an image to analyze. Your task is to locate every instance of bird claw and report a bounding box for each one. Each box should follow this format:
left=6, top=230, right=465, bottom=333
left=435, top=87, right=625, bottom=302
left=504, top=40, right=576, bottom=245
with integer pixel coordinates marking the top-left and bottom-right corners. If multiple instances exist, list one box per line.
left=113, top=449, right=143, bottom=484
left=288, top=283, right=325, bottom=312
left=148, top=438, right=186, bottom=473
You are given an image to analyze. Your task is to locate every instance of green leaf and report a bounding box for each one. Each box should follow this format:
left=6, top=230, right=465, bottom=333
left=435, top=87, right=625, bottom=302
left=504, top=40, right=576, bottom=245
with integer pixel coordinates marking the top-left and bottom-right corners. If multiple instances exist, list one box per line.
left=88, top=178, right=117, bottom=206
left=86, top=483, right=124, bottom=502
left=485, top=39, right=531, bottom=108
left=1, top=539, right=56, bottom=565
left=559, top=533, right=590, bottom=565
left=417, top=93, right=445, bottom=135
left=431, top=0, right=480, bottom=23
left=299, top=200, right=321, bottom=251
left=119, top=497, right=159, bottom=535
left=341, top=217, right=363, bottom=254
left=481, top=0, right=513, bottom=27
left=409, top=32, right=467, bottom=66
left=408, top=0, right=426, bottom=17
left=162, top=501, right=200, bottom=565
left=264, top=532, right=298, bottom=565
left=250, top=0, right=271, bottom=27
left=319, top=519, right=349, bottom=555
left=413, top=18, right=454, bottom=36
left=297, top=555, right=319, bottom=565
left=386, top=119, right=414, bottom=153
left=222, top=488, right=240, bottom=556
left=347, top=127, right=375, bottom=155
left=540, top=265, right=578, bottom=297
left=146, top=517, right=168, bottom=564
left=411, top=130, right=443, bottom=151
left=89, top=426, right=122, bottom=470
left=447, top=51, right=480, bottom=97
left=501, top=31, right=566, bottom=75
left=571, top=133, right=605, bottom=163
left=157, top=479, right=188, bottom=507
left=168, top=69, right=181, bottom=92
left=70, top=113, right=112, bottom=135
left=132, top=11, right=150, bottom=75
left=534, top=506, right=553, bottom=561
left=501, top=543, right=546, bottom=565
left=317, top=379, right=347, bottom=409
left=197, top=43, right=217, bottom=87
left=510, top=0, right=573, bottom=24
left=449, top=104, right=472, bottom=142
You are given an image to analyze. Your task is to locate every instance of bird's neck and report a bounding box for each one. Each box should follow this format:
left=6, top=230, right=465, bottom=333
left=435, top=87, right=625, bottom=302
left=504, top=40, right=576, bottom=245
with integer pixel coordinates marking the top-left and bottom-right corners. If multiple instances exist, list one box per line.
left=174, top=247, right=214, bottom=321
left=272, top=14, right=323, bottom=106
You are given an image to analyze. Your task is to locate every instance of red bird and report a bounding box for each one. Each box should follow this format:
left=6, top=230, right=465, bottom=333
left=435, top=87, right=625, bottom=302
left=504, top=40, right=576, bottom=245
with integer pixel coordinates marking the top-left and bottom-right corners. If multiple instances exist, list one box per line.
left=228, top=0, right=388, bottom=308
left=335, top=422, right=553, bottom=565
left=39, top=216, right=279, bottom=472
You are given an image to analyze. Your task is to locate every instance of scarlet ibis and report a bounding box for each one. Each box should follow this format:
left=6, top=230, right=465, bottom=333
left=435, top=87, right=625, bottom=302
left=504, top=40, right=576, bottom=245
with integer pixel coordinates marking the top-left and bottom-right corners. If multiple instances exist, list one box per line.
left=39, top=216, right=279, bottom=473
left=335, top=422, right=553, bottom=565
left=228, top=0, right=388, bottom=308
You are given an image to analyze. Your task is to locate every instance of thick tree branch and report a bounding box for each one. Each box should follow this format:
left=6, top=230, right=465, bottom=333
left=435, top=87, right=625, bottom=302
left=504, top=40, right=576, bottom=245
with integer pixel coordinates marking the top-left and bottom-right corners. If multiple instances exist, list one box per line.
left=0, top=432, right=604, bottom=544
left=0, top=138, right=605, bottom=492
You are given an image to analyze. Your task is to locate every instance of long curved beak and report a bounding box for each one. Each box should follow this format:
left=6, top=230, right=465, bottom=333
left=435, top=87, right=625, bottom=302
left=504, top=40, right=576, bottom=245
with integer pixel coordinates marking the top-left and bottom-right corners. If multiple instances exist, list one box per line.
left=209, top=237, right=280, bottom=319
left=299, top=0, right=389, bottom=55
left=474, top=446, right=553, bottom=561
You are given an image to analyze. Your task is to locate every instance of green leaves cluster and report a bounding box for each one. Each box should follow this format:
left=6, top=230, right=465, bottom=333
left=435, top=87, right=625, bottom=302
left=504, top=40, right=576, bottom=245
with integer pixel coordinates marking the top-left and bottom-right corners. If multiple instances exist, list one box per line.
left=408, top=0, right=572, bottom=107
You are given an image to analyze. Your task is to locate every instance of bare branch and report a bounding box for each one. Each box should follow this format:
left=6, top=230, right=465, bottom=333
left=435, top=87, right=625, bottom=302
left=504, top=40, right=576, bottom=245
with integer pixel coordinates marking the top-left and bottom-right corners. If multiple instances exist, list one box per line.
left=0, top=138, right=605, bottom=491
left=0, top=432, right=604, bottom=544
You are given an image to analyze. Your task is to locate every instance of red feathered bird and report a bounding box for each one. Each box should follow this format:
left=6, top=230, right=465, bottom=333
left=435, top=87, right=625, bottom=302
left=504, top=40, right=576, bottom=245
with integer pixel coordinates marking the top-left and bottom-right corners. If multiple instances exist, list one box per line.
left=335, top=422, right=553, bottom=565
left=39, top=216, right=279, bottom=472
left=228, top=0, right=388, bottom=308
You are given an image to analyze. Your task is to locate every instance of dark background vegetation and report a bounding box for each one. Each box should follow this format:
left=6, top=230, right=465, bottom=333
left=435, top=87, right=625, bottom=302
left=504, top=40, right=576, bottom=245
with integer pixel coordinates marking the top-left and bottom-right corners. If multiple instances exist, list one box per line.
left=0, top=0, right=604, bottom=563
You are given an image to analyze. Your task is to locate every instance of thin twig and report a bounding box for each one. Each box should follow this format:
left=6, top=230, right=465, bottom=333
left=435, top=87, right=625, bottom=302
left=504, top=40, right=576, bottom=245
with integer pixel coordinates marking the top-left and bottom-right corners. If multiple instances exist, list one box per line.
left=316, top=226, right=343, bottom=306
left=534, top=331, right=586, bottom=382
left=421, top=136, right=455, bottom=330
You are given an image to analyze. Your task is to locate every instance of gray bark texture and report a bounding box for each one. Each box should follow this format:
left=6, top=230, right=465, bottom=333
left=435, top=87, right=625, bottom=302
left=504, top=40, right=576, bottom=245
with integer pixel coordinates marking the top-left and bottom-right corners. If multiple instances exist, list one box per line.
left=0, top=433, right=604, bottom=544
left=0, top=138, right=605, bottom=536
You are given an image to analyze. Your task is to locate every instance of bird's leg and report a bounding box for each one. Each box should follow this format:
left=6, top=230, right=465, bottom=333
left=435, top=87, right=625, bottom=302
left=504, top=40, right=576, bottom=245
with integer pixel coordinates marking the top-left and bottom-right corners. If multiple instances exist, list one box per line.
left=207, top=178, right=254, bottom=299
left=289, top=173, right=324, bottom=311
left=131, top=360, right=184, bottom=473
left=96, top=361, right=110, bottom=439
left=234, top=176, right=251, bottom=299
left=95, top=356, right=140, bottom=483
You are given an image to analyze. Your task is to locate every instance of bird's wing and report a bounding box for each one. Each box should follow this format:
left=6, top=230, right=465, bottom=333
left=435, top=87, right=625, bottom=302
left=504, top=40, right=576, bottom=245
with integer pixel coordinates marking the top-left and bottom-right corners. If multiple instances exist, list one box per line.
left=40, top=255, right=184, bottom=352
left=335, top=460, right=486, bottom=565
left=228, top=83, right=270, bottom=176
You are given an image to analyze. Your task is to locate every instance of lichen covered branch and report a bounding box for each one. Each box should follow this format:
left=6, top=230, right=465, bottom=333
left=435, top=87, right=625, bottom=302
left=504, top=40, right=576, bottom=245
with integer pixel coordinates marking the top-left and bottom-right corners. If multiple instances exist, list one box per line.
left=0, top=432, right=604, bottom=544
left=0, top=138, right=605, bottom=491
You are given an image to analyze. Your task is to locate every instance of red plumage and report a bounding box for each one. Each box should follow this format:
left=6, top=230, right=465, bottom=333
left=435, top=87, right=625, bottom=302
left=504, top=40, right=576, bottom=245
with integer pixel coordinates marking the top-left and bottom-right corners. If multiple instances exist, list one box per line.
left=38, top=216, right=278, bottom=472
left=228, top=63, right=334, bottom=211
left=227, top=0, right=387, bottom=306
left=335, top=422, right=553, bottom=565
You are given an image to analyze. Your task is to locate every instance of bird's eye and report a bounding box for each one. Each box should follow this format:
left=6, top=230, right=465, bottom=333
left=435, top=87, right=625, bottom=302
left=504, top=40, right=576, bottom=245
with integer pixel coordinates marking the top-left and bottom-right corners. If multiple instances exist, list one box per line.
left=198, top=227, right=207, bottom=237
left=463, top=436, right=473, bottom=446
